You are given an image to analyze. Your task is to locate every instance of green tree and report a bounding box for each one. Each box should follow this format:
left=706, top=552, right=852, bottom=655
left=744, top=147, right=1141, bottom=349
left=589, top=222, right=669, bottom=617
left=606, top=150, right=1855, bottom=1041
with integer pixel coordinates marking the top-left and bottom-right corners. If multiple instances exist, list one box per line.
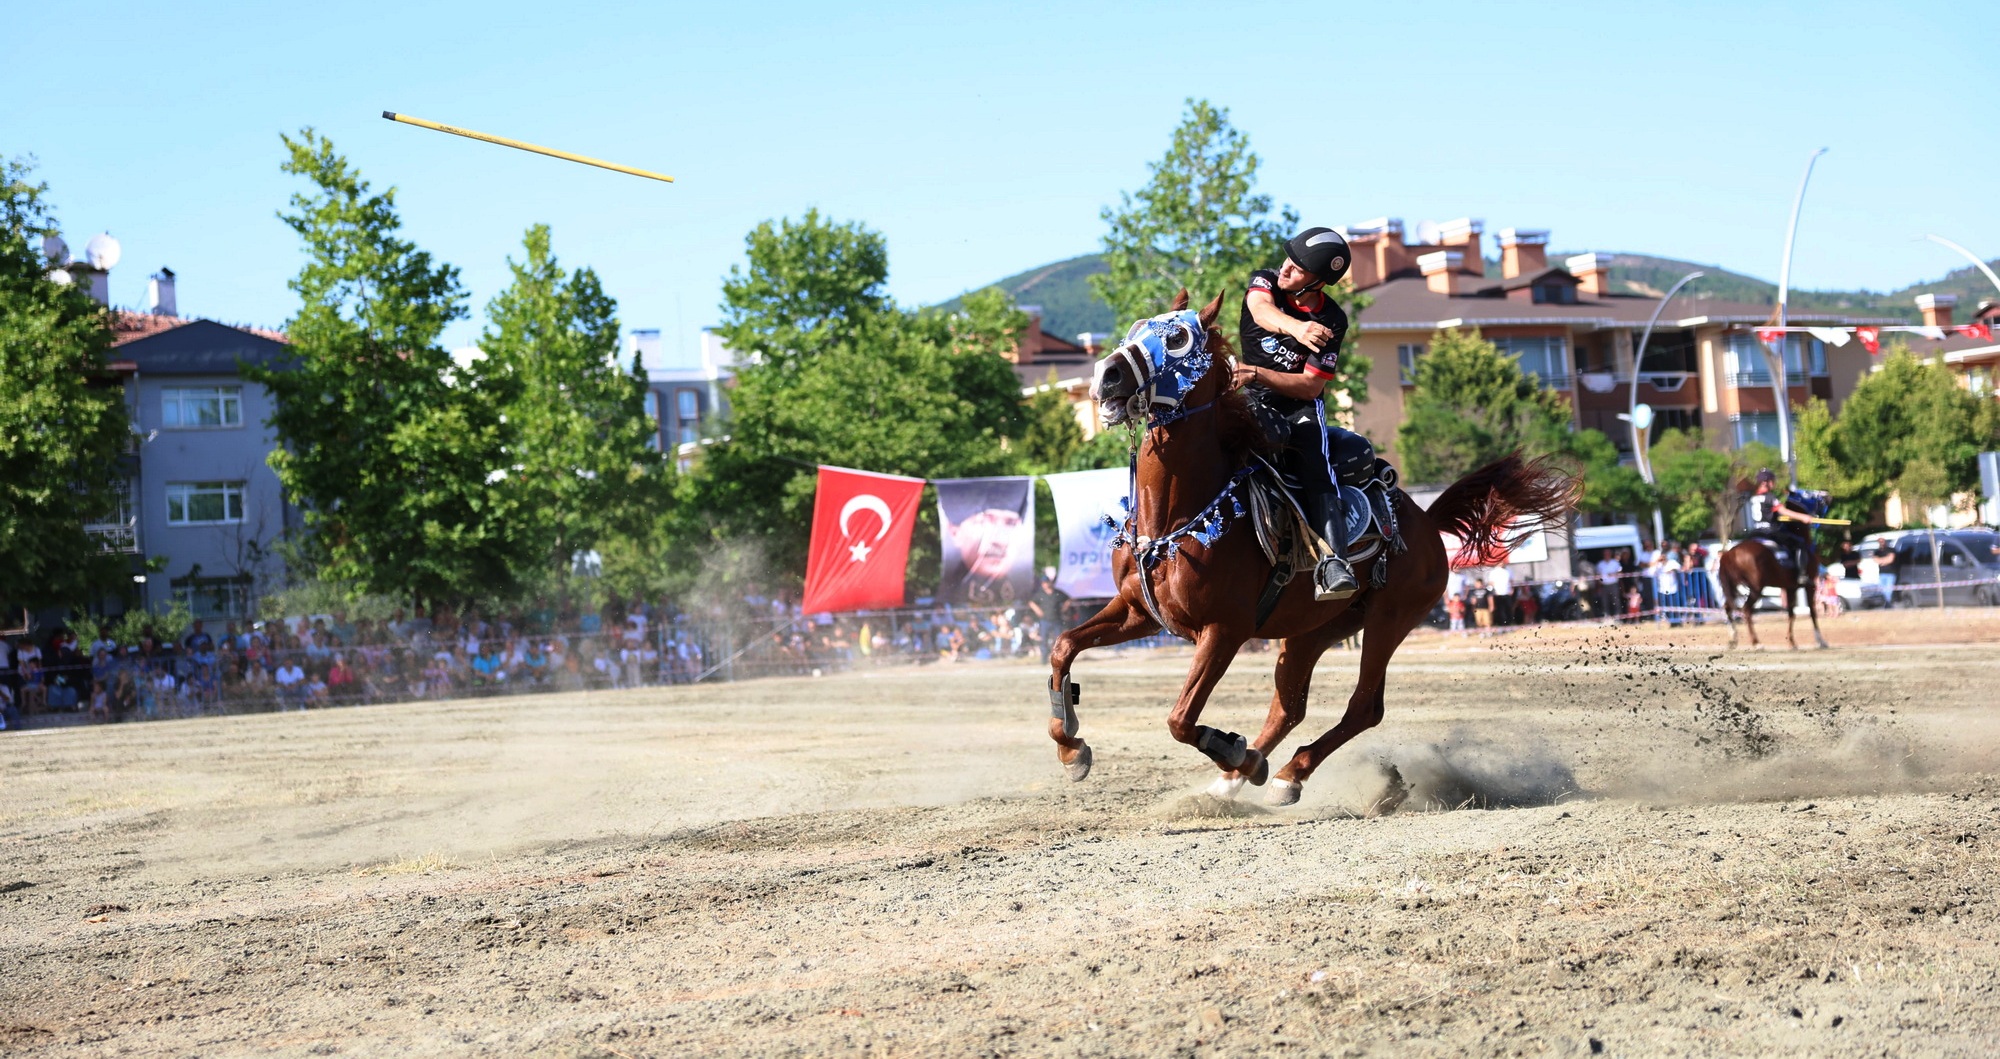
left=1018, top=372, right=1084, bottom=476
left=1562, top=427, right=1652, bottom=517
left=1094, top=99, right=1295, bottom=332
left=715, top=208, right=890, bottom=369
left=249, top=130, right=521, bottom=609
left=0, top=156, right=133, bottom=612
left=1095, top=99, right=1376, bottom=412
left=681, top=317, right=1024, bottom=587
left=480, top=224, right=670, bottom=580
left=1395, top=328, right=1574, bottom=483
left=1649, top=428, right=1737, bottom=541
left=1803, top=346, right=1995, bottom=523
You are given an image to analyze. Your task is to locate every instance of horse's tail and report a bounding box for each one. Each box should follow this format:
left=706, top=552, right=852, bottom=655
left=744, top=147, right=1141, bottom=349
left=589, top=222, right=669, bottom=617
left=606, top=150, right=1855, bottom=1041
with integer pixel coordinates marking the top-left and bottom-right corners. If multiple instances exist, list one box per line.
left=1426, top=452, right=1581, bottom=566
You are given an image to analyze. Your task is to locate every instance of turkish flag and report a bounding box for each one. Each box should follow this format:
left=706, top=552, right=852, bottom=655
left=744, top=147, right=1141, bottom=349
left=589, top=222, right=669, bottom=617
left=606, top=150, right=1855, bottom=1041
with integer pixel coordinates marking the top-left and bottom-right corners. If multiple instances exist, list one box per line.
left=802, top=466, right=926, bottom=614
left=1958, top=323, right=1993, bottom=341
left=1754, top=327, right=1784, bottom=347
left=1854, top=327, right=1880, bottom=354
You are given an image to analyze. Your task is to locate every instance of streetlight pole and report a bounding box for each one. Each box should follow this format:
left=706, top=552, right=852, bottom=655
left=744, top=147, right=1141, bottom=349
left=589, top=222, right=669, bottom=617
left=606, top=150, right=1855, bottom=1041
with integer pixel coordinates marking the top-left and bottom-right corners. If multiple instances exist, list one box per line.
left=1769, top=148, right=1828, bottom=488
left=1625, top=269, right=1704, bottom=545
left=1921, top=233, right=2000, bottom=299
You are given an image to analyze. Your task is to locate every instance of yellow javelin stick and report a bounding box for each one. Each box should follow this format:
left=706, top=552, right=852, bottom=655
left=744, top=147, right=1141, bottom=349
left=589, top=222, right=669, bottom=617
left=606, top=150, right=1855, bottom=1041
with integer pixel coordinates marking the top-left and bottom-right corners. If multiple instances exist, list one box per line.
left=382, top=111, right=674, bottom=184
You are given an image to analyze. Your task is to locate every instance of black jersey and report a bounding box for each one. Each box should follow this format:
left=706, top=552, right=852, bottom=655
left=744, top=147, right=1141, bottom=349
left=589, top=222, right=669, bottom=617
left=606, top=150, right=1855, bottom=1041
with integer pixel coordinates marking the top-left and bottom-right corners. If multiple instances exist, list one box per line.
left=1239, top=269, right=1347, bottom=412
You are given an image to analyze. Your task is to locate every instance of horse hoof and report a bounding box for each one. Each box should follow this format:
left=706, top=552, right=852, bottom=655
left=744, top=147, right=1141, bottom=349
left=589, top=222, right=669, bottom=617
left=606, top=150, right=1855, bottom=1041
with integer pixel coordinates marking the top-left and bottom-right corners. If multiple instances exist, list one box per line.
left=1063, top=743, right=1093, bottom=783
left=1205, top=774, right=1247, bottom=801
left=1266, top=778, right=1302, bottom=807
left=1369, top=763, right=1411, bottom=816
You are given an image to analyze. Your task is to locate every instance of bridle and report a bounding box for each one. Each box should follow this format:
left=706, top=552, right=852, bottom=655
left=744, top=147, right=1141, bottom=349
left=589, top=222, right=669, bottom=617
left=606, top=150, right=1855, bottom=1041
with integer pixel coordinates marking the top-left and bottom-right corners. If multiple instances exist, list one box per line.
left=1096, top=309, right=1220, bottom=429
left=1095, top=307, right=1249, bottom=640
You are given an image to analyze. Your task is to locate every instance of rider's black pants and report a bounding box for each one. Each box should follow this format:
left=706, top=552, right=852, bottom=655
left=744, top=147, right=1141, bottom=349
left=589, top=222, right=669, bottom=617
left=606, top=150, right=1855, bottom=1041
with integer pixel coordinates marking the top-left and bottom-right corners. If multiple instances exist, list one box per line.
left=1281, top=400, right=1347, bottom=559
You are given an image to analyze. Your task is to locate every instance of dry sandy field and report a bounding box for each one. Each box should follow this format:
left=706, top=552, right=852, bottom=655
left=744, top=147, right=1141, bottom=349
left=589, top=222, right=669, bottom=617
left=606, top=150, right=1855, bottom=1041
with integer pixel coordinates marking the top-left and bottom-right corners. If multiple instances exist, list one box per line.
left=3, top=611, right=1999, bottom=1057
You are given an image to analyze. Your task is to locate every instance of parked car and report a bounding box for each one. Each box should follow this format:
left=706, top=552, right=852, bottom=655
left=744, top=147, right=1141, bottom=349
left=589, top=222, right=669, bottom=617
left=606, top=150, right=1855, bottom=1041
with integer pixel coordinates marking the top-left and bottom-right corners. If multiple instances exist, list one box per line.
left=1886, top=529, right=2000, bottom=607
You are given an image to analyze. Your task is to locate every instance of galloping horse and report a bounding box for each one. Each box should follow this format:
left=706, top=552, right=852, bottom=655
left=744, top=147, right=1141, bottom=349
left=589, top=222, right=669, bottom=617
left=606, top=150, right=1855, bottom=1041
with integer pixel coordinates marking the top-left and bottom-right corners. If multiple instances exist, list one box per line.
left=1046, top=290, right=1578, bottom=805
left=1717, top=523, right=1827, bottom=650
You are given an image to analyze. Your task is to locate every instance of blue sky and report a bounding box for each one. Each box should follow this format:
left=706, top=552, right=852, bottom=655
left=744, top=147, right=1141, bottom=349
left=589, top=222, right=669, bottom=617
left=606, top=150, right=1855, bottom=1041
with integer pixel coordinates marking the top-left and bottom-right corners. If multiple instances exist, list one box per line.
left=9, top=1, right=1996, bottom=356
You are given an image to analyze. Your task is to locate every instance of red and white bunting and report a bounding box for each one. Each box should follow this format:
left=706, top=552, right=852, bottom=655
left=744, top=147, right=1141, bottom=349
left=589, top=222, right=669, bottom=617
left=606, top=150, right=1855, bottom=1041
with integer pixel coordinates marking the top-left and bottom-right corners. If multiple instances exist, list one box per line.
left=1752, top=320, right=1994, bottom=356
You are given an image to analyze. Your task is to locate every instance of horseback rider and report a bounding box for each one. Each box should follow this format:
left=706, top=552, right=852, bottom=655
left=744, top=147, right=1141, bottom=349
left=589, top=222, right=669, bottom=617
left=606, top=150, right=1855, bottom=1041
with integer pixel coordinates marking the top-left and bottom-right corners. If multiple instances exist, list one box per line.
left=1230, top=227, right=1363, bottom=600
left=1744, top=468, right=1817, bottom=581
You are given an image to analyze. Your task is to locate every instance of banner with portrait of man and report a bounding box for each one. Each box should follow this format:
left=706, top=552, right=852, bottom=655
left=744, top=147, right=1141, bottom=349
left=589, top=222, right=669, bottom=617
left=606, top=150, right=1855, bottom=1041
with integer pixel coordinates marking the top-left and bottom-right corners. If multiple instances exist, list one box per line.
left=934, top=476, right=1037, bottom=605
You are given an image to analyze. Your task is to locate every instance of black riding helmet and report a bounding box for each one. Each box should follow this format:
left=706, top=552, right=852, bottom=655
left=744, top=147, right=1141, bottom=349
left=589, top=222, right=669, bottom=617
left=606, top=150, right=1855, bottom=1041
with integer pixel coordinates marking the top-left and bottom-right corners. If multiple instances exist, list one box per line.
left=1285, top=227, right=1352, bottom=286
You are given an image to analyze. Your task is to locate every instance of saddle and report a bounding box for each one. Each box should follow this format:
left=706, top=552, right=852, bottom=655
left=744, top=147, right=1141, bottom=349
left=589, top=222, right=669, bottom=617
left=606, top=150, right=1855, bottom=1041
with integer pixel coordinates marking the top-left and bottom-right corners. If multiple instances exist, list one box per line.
left=1243, top=428, right=1404, bottom=626
left=1744, top=536, right=1811, bottom=585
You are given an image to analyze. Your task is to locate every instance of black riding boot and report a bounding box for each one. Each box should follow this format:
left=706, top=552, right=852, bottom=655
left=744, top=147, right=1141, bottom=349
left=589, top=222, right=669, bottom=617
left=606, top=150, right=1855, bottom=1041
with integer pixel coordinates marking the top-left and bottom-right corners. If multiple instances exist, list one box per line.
left=1312, top=491, right=1359, bottom=600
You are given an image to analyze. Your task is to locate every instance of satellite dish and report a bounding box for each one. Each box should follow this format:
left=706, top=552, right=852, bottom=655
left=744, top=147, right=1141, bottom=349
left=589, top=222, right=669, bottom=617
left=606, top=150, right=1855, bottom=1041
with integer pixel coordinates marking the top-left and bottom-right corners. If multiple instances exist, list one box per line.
left=85, top=232, right=121, bottom=270
left=1413, top=220, right=1442, bottom=246
left=42, top=233, right=69, bottom=263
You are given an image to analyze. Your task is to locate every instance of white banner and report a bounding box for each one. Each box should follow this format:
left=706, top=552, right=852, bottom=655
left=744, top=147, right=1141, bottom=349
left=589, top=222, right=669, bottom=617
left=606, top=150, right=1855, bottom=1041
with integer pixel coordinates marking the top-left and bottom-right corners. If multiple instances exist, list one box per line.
left=1044, top=467, right=1129, bottom=599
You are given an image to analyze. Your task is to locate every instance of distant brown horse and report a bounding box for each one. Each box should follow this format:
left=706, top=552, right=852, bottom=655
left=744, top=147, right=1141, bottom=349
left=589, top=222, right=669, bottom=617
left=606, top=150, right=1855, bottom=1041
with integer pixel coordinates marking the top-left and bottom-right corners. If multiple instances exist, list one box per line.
left=1717, top=533, right=1827, bottom=649
left=1046, top=289, right=1578, bottom=805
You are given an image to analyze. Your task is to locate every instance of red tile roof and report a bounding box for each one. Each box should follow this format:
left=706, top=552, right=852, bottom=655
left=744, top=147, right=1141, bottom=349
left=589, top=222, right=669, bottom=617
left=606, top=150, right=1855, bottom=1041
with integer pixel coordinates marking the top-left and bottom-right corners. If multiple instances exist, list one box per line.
left=109, top=310, right=287, bottom=346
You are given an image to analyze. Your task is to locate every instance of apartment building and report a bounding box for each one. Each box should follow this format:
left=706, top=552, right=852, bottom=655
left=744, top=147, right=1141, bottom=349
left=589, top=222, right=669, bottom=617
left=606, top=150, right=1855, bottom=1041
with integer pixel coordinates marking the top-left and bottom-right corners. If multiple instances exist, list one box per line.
left=1338, top=218, right=1898, bottom=473
left=97, top=272, right=297, bottom=619
left=1920, top=295, right=2000, bottom=397
left=628, top=328, right=735, bottom=469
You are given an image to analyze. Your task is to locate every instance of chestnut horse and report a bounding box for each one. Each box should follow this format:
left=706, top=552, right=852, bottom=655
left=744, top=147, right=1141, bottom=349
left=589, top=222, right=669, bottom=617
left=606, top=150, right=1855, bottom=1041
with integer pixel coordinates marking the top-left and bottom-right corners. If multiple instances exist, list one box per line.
left=1046, top=290, right=1578, bottom=805
left=1716, top=534, right=1826, bottom=649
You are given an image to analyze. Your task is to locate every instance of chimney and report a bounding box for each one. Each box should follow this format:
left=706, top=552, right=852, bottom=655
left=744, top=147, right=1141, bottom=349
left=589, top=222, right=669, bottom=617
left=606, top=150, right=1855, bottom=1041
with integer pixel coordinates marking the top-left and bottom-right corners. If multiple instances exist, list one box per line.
left=1498, top=228, right=1549, bottom=279
left=1418, top=250, right=1465, bottom=295
left=1915, top=293, right=1957, bottom=329
left=1076, top=333, right=1107, bottom=356
left=1565, top=253, right=1614, bottom=297
left=146, top=267, right=178, bottom=317
left=1437, top=218, right=1485, bottom=276
left=1344, top=217, right=1409, bottom=289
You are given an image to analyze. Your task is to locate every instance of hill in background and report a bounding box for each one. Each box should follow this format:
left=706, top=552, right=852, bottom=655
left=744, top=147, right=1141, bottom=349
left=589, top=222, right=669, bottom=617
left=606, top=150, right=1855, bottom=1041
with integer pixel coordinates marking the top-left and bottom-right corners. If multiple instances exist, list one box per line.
left=941, top=251, right=2000, bottom=332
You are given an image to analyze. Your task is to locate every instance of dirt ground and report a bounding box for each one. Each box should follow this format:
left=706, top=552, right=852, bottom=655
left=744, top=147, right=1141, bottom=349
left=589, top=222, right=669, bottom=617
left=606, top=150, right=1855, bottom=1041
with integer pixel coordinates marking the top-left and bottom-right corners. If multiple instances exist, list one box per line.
left=3, top=610, right=1998, bottom=1057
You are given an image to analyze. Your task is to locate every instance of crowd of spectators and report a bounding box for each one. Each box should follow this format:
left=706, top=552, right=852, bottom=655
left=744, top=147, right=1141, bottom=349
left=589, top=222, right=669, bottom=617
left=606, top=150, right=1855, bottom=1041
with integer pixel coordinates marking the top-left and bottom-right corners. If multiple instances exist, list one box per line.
left=0, top=598, right=723, bottom=729
left=0, top=575, right=1117, bottom=730
left=725, top=573, right=1101, bottom=678
left=1437, top=540, right=1721, bottom=637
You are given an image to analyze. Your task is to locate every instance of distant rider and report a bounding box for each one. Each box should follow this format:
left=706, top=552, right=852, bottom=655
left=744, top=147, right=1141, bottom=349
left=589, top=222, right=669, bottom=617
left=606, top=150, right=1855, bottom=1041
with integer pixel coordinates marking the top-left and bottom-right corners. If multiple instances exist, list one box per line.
left=1744, top=468, right=1817, bottom=581
left=1231, top=227, right=1361, bottom=600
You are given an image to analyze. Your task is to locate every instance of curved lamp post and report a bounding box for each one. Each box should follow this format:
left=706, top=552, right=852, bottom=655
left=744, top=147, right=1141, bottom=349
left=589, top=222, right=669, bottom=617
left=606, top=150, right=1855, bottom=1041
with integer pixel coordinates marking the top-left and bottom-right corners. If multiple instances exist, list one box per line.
left=1768, top=148, right=1828, bottom=488
left=1620, top=269, right=1705, bottom=544
left=1921, top=233, right=2000, bottom=299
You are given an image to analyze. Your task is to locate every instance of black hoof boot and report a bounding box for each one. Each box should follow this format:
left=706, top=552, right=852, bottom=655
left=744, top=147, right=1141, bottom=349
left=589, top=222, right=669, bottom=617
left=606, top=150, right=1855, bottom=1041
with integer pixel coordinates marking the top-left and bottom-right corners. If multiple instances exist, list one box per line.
left=1193, top=725, right=1248, bottom=770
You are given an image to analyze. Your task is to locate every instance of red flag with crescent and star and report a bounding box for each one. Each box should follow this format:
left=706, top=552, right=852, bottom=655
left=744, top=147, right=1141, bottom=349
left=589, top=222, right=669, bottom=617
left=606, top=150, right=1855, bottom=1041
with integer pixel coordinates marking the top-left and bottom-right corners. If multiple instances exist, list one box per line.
left=802, top=465, right=926, bottom=614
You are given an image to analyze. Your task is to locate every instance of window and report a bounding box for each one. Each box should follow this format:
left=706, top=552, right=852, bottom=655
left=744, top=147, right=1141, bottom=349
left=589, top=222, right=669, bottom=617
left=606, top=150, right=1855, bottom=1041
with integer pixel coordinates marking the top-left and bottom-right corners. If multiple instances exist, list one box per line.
left=1396, top=343, right=1426, bottom=385
left=1532, top=281, right=1577, bottom=305
left=1655, top=407, right=1701, bottom=432
left=1729, top=413, right=1781, bottom=449
left=173, top=577, right=253, bottom=620
left=1491, top=336, right=1570, bottom=388
left=1635, top=330, right=1698, bottom=373
left=162, top=386, right=242, bottom=428
left=641, top=391, right=663, bottom=451
left=1725, top=332, right=1825, bottom=384
left=166, top=481, right=246, bottom=525
left=676, top=389, right=702, bottom=447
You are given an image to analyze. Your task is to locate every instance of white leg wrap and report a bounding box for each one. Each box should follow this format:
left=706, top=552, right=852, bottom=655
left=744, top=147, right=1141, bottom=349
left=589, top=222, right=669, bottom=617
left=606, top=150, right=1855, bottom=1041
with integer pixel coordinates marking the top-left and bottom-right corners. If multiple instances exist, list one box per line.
left=1205, top=774, right=1247, bottom=801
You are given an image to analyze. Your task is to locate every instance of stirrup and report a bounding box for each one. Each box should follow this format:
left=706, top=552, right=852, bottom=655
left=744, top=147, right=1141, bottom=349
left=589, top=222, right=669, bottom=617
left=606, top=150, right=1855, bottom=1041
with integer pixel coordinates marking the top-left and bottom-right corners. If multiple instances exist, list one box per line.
left=1314, top=557, right=1359, bottom=601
